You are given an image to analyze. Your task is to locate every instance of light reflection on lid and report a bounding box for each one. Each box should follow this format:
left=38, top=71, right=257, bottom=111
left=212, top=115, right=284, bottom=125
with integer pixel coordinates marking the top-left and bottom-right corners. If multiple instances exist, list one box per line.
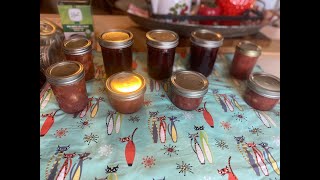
left=111, top=75, right=142, bottom=93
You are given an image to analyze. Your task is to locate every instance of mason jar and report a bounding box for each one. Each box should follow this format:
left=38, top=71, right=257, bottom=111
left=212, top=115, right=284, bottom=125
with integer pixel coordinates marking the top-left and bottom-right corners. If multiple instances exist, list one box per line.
left=45, top=61, right=89, bottom=114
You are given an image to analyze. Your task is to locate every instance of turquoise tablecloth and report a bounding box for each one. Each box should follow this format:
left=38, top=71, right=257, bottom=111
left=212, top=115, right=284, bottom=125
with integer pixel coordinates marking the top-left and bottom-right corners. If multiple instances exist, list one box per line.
left=40, top=51, right=280, bottom=180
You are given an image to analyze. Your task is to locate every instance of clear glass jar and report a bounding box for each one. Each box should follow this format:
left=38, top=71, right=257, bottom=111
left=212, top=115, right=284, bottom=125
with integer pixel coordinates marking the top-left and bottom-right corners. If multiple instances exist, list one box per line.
left=169, top=70, right=208, bottom=111
left=106, top=71, right=146, bottom=114
left=98, top=29, right=133, bottom=77
left=146, top=29, right=179, bottom=80
left=244, top=72, right=280, bottom=111
left=190, top=29, right=223, bottom=77
left=63, top=37, right=94, bottom=81
left=230, top=41, right=262, bottom=80
left=45, top=61, right=89, bottom=114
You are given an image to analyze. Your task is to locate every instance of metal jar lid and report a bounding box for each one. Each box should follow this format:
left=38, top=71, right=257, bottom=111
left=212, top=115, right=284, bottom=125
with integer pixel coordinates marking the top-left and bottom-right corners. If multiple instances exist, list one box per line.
left=45, top=61, right=85, bottom=86
left=190, top=29, right=224, bottom=48
left=146, top=29, right=179, bottom=49
left=247, top=72, right=280, bottom=99
left=98, top=29, right=134, bottom=49
left=106, top=71, right=146, bottom=100
left=170, top=70, right=209, bottom=98
left=63, top=37, right=92, bottom=55
left=236, top=41, right=262, bottom=57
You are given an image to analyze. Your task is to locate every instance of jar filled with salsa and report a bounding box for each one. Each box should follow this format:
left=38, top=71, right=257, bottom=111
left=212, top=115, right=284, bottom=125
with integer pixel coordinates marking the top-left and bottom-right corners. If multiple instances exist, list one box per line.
left=146, top=29, right=179, bottom=80
left=98, top=29, right=133, bottom=77
left=106, top=71, right=146, bottom=114
left=63, top=37, right=94, bottom=81
left=190, top=29, right=224, bottom=77
left=230, top=41, right=262, bottom=80
left=169, top=70, right=208, bottom=111
left=45, top=61, right=89, bottom=114
left=244, top=72, right=280, bottom=111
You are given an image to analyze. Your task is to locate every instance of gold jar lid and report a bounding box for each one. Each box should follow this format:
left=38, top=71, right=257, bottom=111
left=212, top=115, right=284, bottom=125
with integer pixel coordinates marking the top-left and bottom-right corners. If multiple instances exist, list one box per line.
left=247, top=72, right=280, bottom=99
left=170, top=70, right=209, bottom=98
left=146, top=29, right=179, bottom=49
left=45, top=61, right=85, bottom=86
left=190, top=29, right=224, bottom=48
left=40, top=19, right=56, bottom=37
left=98, top=29, right=134, bottom=49
left=106, top=71, right=146, bottom=100
left=236, top=41, right=262, bottom=57
left=63, top=37, right=92, bottom=55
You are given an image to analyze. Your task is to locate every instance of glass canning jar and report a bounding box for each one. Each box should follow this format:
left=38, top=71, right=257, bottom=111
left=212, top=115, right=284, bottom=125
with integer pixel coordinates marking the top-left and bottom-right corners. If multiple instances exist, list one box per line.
left=244, top=72, right=280, bottom=111
left=169, top=70, right=208, bottom=111
left=230, top=41, right=262, bottom=80
left=98, top=29, right=133, bottom=77
left=45, top=61, right=89, bottom=114
left=63, top=37, right=94, bottom=81
left=146, top=29, right=179, bottom=80
left=106, top=71, right=146, bottom=114
left=189, top=29, right=224, bottom=77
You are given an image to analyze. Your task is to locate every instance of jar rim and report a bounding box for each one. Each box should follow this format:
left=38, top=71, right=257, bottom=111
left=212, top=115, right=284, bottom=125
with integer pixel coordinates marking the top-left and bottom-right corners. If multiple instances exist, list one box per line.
left=45, top=61, right=85, bottom=86
left=63, top=37, right=92, bottom=55
left=236, top=41, right=262, bottom=57
left=106, top=71, right=146, bottom=100
left=98, top=29, right=134, bottom=49
left=247, top=72, right=280, bottom=99
left=190, top=29, right=223, bottom=48
left=146, top=29, right=179, bottom=49
left=170, top=70, right=209, bottom=98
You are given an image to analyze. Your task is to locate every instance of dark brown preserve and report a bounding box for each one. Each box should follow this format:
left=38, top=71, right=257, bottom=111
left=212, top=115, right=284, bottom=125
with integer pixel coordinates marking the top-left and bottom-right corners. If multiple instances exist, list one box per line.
left=45, top=61, right=88, bottom=114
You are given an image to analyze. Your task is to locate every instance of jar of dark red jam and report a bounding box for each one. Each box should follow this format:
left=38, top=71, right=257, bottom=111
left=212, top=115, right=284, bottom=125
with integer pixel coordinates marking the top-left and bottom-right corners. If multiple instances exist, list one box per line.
left=169, top=70, right=208, bottom=111
left=106, top=71, right=146, bottom=114
left=63, top=37, right=94, bottom=81
left=230, top=41, right=262, bottom=80
left=244, top=72, right=280, bottom=111
left=190, top=29, right=224, bottom=77
left=146, top=29, right=179, bottom=80
left=98, top=29, right=133, bottom=77
left=45, top=61, right=89, bottom=114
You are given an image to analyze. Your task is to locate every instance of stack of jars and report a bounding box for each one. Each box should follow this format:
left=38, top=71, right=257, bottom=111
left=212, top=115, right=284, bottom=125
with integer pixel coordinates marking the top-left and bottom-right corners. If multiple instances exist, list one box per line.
left=45, top=28, right=279, bottom=116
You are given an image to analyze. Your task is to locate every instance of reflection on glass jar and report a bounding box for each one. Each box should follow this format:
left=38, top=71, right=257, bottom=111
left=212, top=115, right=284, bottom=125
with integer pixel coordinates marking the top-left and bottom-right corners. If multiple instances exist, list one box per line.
left=230, top=41, right=262, bottom=80
left=169, top=70, right=208, bottom=111
left=244, top=72, right=280, bottom=111
left=63, top=37, right=94, bottom=81
left=106, top=71, right=146, bottom=114
left=190, top=29, right=223, bottom=77
left=98, top=29, right=133, bottom=77
left=146, top=29, right=179, bottom=80
left=45, top=61, right=89, bottom=114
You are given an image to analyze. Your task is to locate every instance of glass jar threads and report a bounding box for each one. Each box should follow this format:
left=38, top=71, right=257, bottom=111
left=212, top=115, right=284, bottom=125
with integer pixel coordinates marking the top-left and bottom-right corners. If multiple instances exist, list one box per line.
left=106, top=71, right=146, bottom=114
left=98, top=29, right=133, bottom=77
left=230, top=41, right=262, bottom=80
left=169, top=70, right=208, bottom=111
left=190, top=29, right=224, bottom=77
left=146, top=29, right=179, bottom=80
left=45, top=61, right=89, bottom=114
left=244, top=72, right=280, bottom=111
left=63, top=37, right=94, bottom=81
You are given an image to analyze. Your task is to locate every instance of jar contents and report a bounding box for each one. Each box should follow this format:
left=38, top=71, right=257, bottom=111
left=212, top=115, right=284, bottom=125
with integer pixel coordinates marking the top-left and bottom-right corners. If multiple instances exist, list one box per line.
left=106, top=71, right=146, bottom=114
left=45, top=61, right=88, bottom=114
left=190, top=29, right=223, bottom=77
left=230, top=41, right=262, bottom=80
left=169, top=70, right=208, bottom=111
left=244, top=72, right=280, bottom=111
left=98, top=30, right=133, bottom=77
left=146, top=29, right=179, bottom=80
left=63, top=37, right=94, bottom=80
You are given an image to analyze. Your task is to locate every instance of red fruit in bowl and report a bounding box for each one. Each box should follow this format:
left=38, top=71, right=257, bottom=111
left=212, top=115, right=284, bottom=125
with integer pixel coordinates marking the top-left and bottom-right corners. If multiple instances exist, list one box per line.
left=197, top=3, right=221, bottom=25
left=217, top=0, right=256, bottom=25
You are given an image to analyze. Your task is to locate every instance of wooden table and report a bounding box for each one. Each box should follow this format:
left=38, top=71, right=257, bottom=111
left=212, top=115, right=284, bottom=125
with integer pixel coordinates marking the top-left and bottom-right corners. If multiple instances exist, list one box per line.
left=40, top=14, right=280, bottom=77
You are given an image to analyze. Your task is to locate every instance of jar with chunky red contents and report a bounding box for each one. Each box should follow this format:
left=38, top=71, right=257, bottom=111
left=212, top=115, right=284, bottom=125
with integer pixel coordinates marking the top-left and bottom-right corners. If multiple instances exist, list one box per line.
left=98, top=29, right=133, bottom=77
left=190, top=29, right=224, bottom=77
left=45, top=61, right=89, bottom=114
left=169, top=70, right=208, bottom=111
left=63, top=37, right=94, bottom=81
left=146, top=29, right=179, bottom=80
left=230, top=41, right=262, bottom=80
left=106, top=71, right=146, bottom=114
left=244, top=72, right=280, bottom=111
